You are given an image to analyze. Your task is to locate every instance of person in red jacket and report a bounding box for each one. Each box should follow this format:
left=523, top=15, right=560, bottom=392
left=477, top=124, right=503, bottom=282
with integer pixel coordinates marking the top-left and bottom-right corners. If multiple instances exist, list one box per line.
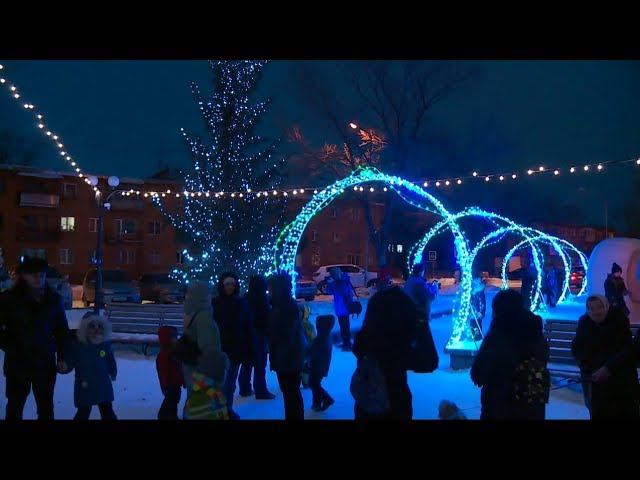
left=156, top=326, right=185, bottom=420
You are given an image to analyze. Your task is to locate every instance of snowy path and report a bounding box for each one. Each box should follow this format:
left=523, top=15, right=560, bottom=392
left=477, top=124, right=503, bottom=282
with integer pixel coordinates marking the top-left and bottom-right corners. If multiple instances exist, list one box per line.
left=0, top=302, right=589, bottom=420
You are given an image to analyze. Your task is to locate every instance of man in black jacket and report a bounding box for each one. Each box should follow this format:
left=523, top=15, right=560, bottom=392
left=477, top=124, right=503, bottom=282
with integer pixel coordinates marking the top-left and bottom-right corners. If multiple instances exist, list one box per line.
left=0, top=257, right=70, bottom=420
left=212, top=272, right=251, bottom=420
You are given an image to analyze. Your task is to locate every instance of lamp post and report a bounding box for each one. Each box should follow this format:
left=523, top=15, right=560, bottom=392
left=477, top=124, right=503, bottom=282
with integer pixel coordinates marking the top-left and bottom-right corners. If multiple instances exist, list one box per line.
left=88, top=175, right=121, bottom=314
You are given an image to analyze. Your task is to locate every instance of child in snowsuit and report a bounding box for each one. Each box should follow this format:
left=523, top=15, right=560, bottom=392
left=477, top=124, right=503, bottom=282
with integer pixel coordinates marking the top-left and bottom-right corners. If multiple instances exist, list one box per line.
left=184, top=346, right=230, bottom=420
left=309, top=315, right=336, bottom=411
left=156, top=326, right=185, bottom=420
left=64, top=313, right=117, bottom=420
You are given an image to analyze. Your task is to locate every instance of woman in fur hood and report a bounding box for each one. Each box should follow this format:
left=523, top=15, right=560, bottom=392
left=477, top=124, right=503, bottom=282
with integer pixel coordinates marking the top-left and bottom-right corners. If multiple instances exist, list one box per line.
left=61, top=312, right=117, bottom=420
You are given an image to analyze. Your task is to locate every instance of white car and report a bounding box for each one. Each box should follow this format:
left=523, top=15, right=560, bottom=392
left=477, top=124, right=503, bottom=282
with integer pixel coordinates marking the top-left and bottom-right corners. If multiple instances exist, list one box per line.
left=313, top=264, right=377, bottom=294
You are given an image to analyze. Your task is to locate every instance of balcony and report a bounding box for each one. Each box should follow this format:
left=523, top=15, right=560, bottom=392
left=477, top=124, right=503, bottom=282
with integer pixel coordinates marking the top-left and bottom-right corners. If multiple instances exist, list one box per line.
left=105, top=230, right=143, bottom=245
left=16, top=226, right=61, bottom=242
left=19, top=192, right=60, bottom=208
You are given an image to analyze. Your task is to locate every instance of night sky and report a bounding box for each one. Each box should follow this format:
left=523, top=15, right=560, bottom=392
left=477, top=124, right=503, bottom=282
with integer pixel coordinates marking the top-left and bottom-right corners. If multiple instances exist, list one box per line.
left=1, top=60, right=639, bottom=231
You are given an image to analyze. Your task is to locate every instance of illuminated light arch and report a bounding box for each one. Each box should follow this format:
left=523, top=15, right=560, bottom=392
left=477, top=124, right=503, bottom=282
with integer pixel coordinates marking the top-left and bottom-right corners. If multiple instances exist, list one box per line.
left=271, top=166, right=477, bottom=348
left=407, top=207, right=588, bottom=325
left=501, top=237, right=588, bottom=297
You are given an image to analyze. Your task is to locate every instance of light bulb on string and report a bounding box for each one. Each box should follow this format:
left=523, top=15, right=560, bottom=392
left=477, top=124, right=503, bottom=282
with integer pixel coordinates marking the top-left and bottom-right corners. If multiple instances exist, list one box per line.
left=485, top=176, right=490, bottom=182
left=597, top=164, right=603, bottom=171
left=512, top=174, right=517, bottom=179
left=570, top=167, right=576, bottom=173
left=583, top=165, right=589, bottom=171
left=527, top=169, right=533, bottom=175
left=499, top=175, right=504, bottom=181
left=445, top=180, right=450, bottom=186
left=435, top=181, right=440, bottom=187
left=457, top=179, right=462, bottom=185
left=554, top=170, right=559, bottom=175
left=539, top=166, right=545, bottom=172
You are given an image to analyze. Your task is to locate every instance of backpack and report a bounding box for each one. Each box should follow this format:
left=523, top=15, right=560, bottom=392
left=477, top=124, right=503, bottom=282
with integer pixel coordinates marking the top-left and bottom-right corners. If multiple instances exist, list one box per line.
left=174, top=311, right=202, bottom=367
left=512, top=356, right=550, bottom=405
left=350, top=356, right=390, bottom=415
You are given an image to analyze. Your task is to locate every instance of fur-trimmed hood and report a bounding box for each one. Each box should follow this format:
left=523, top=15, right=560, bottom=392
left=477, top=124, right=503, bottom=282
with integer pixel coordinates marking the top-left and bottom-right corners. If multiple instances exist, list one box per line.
left=76, top=313, right=112, bottom=344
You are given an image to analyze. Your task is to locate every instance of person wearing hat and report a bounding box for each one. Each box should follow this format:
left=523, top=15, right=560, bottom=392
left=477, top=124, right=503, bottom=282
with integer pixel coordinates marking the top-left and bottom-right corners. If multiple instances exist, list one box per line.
left=604, top=262, right=630, bottom=316
left=572, top=294, right=639, bottom=419
left=0, top=256, right=70, bottom=420
left=213, top=272, right=251, bottom=419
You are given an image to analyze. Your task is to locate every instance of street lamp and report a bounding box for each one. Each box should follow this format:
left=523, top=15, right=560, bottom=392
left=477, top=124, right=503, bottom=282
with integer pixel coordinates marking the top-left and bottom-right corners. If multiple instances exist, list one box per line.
left=89, top=175, right=121, bottom=314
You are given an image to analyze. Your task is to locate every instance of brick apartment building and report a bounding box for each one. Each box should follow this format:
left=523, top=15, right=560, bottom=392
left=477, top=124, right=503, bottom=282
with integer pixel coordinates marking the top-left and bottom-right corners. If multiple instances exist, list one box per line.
left=0, top=164, right=443, bottom=284
left=0, top=164, right=183, bottom=284
left=532, top=222, right=614, bottom=254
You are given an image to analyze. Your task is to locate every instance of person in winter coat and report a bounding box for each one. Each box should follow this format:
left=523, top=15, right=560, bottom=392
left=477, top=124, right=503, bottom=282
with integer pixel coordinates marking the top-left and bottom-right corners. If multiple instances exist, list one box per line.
left=470, top=273, right=487, bottom=340
left=238, top=275, right=276, bottom=400
left=61, top=313, right=117, bottom=420
left=299, top=303, right=316, bottom=389
left=0, top=256, right=70, bottom=420
left=309, top=315, right=336, bottom=412
left=213, top=272, right=251, bottom=418
left=470, top=289, right=550, bottom=420
left=326, top=267, right=355, bottom=351
left=267, top=272, right=305, bottom=420
left=542, top=265, right=558, bottom=308
left=182, top=281, right=229, bottom=419
left=604, top=262, right=630, bottom=316
left=352, top=286, right=421, bottom=420
left=156, top=326, right=185, bottom=420
left=404, top=263, right=438, bottom=323
left=519, top=261, right=536, bottom=310
left=183, top=347, right=231, bottom=420
left=571, top=294, right=639, bottom=419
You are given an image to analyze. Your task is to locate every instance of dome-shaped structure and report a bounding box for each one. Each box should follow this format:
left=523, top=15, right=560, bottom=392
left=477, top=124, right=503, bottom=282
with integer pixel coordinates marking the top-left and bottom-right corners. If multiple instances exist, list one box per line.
left=588, top=237, right=640, bottom=324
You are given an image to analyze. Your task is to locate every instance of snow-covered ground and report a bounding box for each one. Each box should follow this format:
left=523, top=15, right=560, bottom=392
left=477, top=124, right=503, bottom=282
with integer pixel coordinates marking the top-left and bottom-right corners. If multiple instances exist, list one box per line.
left=0, top=287, right=590, bottom=420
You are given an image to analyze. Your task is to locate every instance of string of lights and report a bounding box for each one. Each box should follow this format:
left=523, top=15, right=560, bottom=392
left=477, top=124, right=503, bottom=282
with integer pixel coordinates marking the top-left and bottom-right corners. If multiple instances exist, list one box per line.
left=0, top=62, right=100, bottom=194
left=3, top=62, right=638, bottom=202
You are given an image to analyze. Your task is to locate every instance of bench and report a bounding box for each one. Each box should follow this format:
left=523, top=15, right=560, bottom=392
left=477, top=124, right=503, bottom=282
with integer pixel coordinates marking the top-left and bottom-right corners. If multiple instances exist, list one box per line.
left=544, top=319, right=640, bottom=376
left=105, top=303, right=184, bottom=355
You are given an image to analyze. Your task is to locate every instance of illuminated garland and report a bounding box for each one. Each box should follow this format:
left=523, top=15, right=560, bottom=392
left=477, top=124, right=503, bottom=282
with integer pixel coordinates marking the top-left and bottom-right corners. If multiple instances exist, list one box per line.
left=153, top=60, right=286, bottom=286
left=0, top=62, right=98, bottom=193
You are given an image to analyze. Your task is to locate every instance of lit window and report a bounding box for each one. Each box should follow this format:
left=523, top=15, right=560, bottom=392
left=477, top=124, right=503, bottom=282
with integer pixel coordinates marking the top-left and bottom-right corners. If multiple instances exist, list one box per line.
left=397, top=244, right=403, bottom=253
left=61, top=217, right=75, bottom=232
left=89, top=218, right=99, bottom=233
left=148, top=221, right=161, bottom=235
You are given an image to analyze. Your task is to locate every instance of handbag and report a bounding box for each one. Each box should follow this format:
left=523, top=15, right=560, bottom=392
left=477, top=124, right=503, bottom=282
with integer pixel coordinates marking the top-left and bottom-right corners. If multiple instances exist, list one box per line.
left=174, top=311, right=202, bottom=366
left=408, top=319, right=439, bottom=373
left=350, top=356, right=390, bottom=414
left=347, top=282, right=363, bottom=316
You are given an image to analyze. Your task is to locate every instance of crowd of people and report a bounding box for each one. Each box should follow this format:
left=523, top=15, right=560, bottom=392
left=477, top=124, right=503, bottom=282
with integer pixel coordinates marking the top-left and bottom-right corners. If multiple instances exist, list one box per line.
left=1, top=256, right=638, bottom=421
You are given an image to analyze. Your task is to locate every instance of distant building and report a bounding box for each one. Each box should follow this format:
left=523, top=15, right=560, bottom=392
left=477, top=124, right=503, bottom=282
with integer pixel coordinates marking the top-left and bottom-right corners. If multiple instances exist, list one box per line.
left=0, top=164, right=184, bottom=284
left=532, top=222, right=614, bottom=254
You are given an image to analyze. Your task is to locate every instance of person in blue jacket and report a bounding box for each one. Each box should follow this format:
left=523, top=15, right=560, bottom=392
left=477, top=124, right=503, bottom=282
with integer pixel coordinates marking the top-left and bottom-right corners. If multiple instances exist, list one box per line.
left=61, top=312, right=117, bottom=420
left=326, top=267, right=355, bottom=351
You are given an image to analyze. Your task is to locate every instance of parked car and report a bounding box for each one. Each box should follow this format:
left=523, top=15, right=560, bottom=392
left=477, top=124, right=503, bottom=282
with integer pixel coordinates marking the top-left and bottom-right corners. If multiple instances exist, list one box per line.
left=295, top=279, right=317, bottom=301
left=137, top=273, right=185, bottom=304
left=570, top=266, right=585, bottom=291
left=313, top=264, right=378, bottom=294
left=46, top=266, right=73, bottom=309
left=82, top=269, right=141, bottom=307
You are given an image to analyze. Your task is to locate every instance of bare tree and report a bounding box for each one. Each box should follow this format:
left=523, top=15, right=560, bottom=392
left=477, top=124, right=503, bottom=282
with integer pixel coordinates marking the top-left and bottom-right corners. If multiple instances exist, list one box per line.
left=288, top=61, right=474, bottom=267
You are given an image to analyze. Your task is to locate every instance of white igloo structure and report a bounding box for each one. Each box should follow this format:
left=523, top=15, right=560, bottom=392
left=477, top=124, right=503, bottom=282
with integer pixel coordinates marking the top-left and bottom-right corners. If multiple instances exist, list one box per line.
left=588, top=237, right=640, bottom=325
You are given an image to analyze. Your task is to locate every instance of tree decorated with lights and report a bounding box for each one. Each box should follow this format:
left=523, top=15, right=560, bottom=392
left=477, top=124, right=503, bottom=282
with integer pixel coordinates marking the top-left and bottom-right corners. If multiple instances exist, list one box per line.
left=156, top=60, right=286, bottom=284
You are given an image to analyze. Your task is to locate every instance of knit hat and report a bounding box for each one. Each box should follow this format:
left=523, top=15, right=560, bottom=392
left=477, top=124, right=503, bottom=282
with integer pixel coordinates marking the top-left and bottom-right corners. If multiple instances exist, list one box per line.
left=184, top=281, right=212, bottom=316
left=611, top=262, right=623, bottom=274
left=586, top=294, right=609, bottom=314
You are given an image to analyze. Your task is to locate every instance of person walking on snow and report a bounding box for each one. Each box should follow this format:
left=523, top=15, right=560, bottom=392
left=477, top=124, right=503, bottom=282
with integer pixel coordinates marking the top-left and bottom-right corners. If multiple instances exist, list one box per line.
left=604, top=262, right=631, bottom=316
left=326, top=267, right=355, bottom=352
